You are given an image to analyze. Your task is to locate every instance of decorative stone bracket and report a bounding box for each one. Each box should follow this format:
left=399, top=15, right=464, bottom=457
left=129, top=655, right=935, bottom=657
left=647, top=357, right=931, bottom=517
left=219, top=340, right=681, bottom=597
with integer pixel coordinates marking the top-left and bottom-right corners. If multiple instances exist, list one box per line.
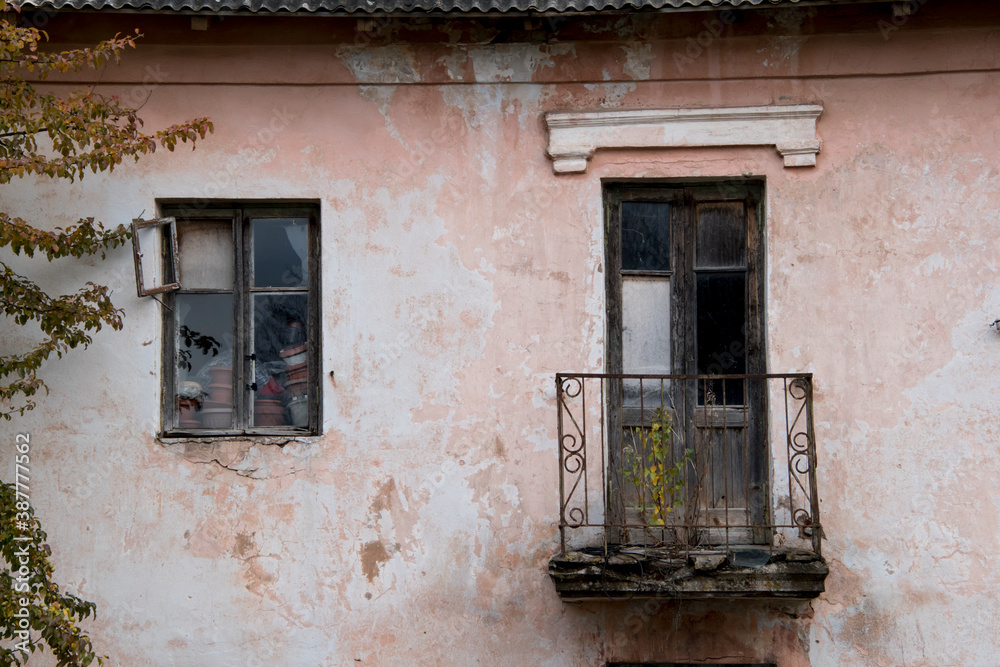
left=544, top=104, right=824, bottom=174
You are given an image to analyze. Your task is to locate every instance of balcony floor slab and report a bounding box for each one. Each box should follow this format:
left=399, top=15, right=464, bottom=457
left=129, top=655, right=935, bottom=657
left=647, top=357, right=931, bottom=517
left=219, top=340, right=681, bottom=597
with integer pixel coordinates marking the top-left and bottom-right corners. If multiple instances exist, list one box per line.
left=549, top=545, right=828, bottom=601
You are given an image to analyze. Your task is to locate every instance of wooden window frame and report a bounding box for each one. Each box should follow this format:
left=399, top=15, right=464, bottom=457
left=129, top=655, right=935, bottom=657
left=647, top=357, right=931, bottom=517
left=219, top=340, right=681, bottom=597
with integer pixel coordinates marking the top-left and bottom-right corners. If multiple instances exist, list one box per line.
left=605, top=181, right=765, bottom=382
left=603, top=180, right=769, bottom=543
left=131, top=216, right=180, bottom=297
left=158, top=200, right=322, bottom=438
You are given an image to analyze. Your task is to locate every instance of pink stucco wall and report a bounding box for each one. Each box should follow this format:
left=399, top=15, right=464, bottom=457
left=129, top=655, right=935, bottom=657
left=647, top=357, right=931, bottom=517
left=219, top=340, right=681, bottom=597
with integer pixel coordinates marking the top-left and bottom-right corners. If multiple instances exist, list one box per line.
left=3, top=2, right=1000, bottom=664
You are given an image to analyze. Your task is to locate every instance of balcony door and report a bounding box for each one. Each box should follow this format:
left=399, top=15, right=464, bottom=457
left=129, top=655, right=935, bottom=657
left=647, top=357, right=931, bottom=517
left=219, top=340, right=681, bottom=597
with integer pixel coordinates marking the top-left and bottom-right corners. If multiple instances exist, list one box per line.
left=604, top=182, right=769, bottom=547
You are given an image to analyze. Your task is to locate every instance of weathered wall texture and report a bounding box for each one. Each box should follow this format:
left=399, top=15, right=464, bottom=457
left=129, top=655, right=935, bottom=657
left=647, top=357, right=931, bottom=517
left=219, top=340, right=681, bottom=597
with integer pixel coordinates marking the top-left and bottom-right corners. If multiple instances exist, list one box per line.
left=3, top=2, right=1000, bottom=664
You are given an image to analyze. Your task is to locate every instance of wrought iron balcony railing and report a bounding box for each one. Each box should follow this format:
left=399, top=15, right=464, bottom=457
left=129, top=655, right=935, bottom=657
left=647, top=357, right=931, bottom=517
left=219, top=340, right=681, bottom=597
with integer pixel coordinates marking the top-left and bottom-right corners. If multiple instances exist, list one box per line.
left=555, top=373, right=822, bottom=563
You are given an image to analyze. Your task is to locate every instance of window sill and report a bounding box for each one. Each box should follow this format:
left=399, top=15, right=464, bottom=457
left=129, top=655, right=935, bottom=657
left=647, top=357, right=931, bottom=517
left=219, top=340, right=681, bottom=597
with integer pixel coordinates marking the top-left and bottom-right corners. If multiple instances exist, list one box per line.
left=548, top=546, right=828, bottom=602
left=158, top=428, right=319, bottom=443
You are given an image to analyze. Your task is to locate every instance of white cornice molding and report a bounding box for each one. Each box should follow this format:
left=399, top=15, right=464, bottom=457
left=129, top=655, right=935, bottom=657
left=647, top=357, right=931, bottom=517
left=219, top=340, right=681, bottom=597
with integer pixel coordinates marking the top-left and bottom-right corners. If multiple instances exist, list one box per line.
left=544, top=104, right=824, bottom=174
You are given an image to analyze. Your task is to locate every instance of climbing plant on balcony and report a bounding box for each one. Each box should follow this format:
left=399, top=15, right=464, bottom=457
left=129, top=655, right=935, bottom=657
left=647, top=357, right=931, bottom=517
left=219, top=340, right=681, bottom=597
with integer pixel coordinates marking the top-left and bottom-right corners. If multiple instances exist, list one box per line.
left=624, top=408, right=693, bottom=529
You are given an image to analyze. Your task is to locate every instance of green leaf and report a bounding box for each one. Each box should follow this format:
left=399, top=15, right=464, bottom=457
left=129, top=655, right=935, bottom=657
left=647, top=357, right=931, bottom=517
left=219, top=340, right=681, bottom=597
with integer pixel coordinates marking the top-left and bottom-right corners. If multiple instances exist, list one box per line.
left=0, top=5, right=213, bottom=654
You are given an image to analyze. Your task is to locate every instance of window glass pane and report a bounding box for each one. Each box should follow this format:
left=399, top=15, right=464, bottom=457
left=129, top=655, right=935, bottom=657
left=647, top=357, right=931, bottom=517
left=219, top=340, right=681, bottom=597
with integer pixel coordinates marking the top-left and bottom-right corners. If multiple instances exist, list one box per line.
left=252, top=218, right=309, bottom=288
left=175, top=293, right=234, bottom=430
left=696, top=202, right=746, bottom=269
left=622, top=277, right=671, bottom=406
left=621, top=202, right=670, bottom=272
left=177, top=220, right=234, bottom=289
left=696, top=272, right=746, bottom=405
left=252, top=293, right=309, bottom=428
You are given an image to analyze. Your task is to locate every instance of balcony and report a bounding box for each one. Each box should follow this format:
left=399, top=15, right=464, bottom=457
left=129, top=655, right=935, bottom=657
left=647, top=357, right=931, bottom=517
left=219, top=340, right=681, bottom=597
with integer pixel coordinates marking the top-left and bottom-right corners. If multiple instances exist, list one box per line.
left=549, top=373, right=828, bottom=601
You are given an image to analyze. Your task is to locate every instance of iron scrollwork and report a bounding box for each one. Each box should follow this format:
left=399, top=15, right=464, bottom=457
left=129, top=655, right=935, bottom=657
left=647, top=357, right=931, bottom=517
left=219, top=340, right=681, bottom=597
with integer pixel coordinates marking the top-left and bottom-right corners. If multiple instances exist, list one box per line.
left=559, top=376, right=587, bottom=529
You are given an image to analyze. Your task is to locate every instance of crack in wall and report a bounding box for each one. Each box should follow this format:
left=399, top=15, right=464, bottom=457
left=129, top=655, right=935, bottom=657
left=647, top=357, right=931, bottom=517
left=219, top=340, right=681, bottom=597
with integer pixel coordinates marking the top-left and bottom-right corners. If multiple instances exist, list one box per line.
left=162, top=439, right=311, bottom=479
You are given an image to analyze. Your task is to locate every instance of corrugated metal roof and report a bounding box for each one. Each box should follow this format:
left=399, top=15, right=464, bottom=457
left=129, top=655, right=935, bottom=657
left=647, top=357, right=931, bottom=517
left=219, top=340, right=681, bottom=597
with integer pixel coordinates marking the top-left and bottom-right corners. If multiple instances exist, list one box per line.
left=17, top=0, right=875, bottom=15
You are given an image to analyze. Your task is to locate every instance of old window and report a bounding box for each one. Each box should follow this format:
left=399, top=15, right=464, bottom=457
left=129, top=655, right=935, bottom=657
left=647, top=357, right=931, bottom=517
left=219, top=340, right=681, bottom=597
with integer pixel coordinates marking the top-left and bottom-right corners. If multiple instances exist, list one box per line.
left=551, top=180, right=826, bottom=599
left=604, top=181, right=767, bottom=543
left=159, top=202, right=320, bottom=436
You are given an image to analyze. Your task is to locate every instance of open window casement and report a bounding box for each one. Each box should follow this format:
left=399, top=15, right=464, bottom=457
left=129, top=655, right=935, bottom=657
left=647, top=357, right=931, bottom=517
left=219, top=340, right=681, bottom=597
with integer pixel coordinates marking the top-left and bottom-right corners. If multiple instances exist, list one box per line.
left=131, top=217, right=181, bottom=297
left=159, top=203, right=321, bottom=436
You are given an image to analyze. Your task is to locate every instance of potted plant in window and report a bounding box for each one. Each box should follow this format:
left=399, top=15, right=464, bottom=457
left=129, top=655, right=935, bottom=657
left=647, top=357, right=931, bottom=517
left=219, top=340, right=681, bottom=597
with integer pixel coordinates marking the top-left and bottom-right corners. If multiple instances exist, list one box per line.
left=177, top=381, right=205, bottom=428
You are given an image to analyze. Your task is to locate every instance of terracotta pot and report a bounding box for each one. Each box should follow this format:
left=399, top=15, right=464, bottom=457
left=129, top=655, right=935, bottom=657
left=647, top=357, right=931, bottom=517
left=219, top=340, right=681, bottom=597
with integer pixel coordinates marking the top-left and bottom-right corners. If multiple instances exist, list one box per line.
left=285, top=361, right=308, bottom=382
left=254, top=398, right=286, bottom=427
left=207, top=365, right=232, bottom=385
left=207, top=383, right=232, bottom=403
left=206, top=366, right=232, bottom=403
left=285, top=378, right=308, bottom=398
left=280, top=344, right=308, bottom=366
left=178, top=397, right=201, bottom=428
left=178, top=396, right=199, bottom=410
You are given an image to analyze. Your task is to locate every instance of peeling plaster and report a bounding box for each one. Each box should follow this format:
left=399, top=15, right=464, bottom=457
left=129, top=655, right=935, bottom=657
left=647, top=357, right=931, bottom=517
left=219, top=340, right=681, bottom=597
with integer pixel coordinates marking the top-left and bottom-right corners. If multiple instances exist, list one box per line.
left=360, top=540, right=392, bottom=582
left=620, top=42, right=653, bottom=80
left=5, top=9, right=1000, bottom=666
left=358, top=85, right=407, bottom=149
left=468, top=43, right=574, bottom=83
left=166, top=439, right=312, bottom=479
left=337, top=46, right=421, bottom=84
left=435, top=48, right=470, bottom=81
left=583, top=82, right=637, bottom=107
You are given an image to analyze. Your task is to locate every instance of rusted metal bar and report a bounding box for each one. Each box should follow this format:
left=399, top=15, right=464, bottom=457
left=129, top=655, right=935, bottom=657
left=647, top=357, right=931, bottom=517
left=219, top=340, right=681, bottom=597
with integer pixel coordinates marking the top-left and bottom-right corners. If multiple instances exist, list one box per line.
left=804, top=377, right=822, bottom=557
left=555, top=372, right=822, bottom=560
left=559, top=372, right=811, bottom=380
left=556, top=374, right=566, bottom=554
